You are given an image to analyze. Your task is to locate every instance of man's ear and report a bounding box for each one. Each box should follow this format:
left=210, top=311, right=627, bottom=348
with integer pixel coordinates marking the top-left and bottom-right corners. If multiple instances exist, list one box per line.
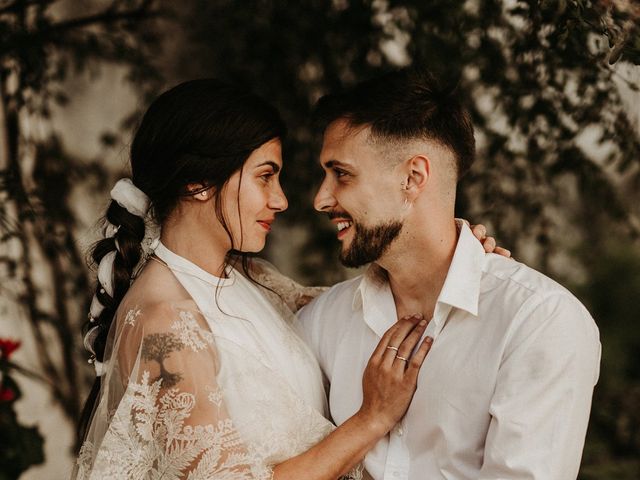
left=404, top=155, right=430, bottom=194
left=186, top=183, right=212, bottom=202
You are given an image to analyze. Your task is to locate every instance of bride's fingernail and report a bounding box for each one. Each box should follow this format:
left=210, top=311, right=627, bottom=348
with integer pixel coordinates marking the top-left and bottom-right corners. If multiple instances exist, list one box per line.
left=419, top=319, right=427, bottom=326
left=425, top=336, right=433, bottom=344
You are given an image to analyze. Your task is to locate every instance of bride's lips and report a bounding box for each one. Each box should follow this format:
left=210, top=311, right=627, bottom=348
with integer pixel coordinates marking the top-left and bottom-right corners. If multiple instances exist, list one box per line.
left=257, top=220, right=273, bottom=232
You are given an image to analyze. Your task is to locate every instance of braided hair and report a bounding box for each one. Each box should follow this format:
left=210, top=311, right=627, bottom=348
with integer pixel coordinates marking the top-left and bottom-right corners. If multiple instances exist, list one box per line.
left=77, top=79, right=285, bottom=444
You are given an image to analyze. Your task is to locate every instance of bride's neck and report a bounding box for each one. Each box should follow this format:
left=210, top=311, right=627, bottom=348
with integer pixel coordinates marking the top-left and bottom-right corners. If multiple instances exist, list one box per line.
left=160, top=209, right=231, bottom=277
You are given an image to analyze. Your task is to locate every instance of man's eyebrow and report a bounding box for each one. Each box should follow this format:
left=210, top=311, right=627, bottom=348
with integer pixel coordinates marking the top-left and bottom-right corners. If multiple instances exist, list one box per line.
left=256, top=160, right=281, bottom=173
left=323, top=159, right=352, bottom=169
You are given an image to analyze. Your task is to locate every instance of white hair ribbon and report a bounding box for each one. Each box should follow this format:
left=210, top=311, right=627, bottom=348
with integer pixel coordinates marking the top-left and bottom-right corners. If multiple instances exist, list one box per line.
left=104, top=222, right=120, bottom=238
left=94, top=360, right=107, bottom=377
left=97, top=250, right=116, bottom=298
left=83, top=325, right=101, bottom=355
left=110, top=178, right=150, bottom=218
left=86, top=250, right=116, bottom=377
left=84, top=322, right=109, bottom=376
left=87, top=249, right=117, bottom=323
left=89, top=295, right=104, bottom=320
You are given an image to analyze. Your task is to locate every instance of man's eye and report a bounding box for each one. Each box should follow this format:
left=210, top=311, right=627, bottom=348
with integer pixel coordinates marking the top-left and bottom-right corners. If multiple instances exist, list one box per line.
left=334, top=169, right=348, bottom=178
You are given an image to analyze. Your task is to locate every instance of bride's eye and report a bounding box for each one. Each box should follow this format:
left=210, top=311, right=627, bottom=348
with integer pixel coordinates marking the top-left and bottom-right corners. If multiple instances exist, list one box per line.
left=260, top=171, right=274, bottom=182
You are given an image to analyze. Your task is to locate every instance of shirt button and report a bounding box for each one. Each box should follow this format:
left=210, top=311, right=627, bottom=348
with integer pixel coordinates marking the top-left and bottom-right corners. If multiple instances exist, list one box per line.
left=395, top=425, right=404, bottom=436
left=393, top=472, right=401, bottom=478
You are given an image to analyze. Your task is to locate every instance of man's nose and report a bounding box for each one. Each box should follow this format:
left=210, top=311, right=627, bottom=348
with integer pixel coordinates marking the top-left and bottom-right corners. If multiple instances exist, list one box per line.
left=313, top=178, right=336, bottom=212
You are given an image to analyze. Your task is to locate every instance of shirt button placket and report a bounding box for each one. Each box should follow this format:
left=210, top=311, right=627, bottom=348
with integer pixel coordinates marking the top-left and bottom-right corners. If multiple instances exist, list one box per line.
left=383, top=424, right=409, bottom=480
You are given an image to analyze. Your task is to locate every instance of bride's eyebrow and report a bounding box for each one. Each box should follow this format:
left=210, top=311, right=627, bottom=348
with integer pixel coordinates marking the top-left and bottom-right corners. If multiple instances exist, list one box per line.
left=255, top=161, right=281, bottom=173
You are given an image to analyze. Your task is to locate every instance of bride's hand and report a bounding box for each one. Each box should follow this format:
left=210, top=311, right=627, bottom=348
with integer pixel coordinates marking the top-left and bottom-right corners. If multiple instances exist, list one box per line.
left=468, top=222, right=512, bottom=258
left=357, top=314, right=432, bottom=435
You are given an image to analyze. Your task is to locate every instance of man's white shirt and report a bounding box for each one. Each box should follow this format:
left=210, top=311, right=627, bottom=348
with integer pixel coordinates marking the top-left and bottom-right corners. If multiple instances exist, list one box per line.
left=298, top=221, right=601, bottom=480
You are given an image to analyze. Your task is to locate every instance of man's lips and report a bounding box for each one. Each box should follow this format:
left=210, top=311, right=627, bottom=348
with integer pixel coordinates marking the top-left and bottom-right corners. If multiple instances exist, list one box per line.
left=331, top=218, right=354, bottom=239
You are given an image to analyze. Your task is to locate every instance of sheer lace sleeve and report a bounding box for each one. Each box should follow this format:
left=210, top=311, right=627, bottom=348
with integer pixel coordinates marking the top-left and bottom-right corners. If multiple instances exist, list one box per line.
left=74, top=254, right=364, bottom=480
left=74, top=301, right=272, bottom=480
left=247, top=257, right=327, bottom=312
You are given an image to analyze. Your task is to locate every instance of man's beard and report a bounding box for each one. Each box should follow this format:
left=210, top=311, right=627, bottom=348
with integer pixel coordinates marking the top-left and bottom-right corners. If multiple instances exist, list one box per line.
left=340, top=220, right=403, bottom=268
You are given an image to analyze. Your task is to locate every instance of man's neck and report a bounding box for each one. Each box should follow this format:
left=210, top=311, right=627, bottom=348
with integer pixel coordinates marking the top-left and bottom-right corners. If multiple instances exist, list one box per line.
left=377, top=218, right=459, bottom=320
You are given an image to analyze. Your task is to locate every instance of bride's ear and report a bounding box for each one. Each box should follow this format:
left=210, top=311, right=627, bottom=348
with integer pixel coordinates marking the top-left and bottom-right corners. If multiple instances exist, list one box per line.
left=186, top=183, right=212, bottom=202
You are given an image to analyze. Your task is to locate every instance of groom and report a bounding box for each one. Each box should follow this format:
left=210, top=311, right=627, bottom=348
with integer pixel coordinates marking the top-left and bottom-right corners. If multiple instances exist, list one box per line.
left=298, top=68, right=600, bottom=479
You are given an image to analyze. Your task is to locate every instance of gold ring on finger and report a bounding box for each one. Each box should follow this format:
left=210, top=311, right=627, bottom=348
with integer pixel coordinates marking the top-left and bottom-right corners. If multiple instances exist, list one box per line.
left=386, top=346, right=399, bottom=352
left=396, top=355, right=409, bottom=362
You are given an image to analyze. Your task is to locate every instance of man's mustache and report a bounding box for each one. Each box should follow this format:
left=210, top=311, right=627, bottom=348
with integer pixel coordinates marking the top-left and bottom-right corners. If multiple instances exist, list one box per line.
left=327, top=211, right=353, bottom=221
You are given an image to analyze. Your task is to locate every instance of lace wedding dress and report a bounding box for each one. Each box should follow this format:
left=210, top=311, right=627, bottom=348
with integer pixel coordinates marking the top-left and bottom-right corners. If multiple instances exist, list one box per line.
left=73, top=242, right=362, bottom=480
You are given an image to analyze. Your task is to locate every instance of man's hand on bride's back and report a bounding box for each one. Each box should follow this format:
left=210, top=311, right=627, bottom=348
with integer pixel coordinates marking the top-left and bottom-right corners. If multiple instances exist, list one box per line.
left=356, top=314, right=433, bottom=436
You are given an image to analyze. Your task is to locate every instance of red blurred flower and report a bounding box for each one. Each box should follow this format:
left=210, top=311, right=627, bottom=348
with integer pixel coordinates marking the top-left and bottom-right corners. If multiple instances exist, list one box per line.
left=0, top=338, right=21, bottom=360
left=0, top=386, right=15, bottom=402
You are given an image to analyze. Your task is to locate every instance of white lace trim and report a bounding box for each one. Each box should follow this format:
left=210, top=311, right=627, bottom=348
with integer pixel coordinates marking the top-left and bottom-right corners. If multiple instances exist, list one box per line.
left=77, top=371, right=270, bottom=480
left=124, top=307, right=142, bottom=327
left=171, top=311, right=216, bottom=352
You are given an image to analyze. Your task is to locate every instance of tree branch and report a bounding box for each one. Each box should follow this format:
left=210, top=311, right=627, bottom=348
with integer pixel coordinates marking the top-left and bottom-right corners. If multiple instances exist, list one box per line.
left=0, top=0, right=54, bottom=16
left=1, top=0, right=165, bottom=57
left=46, top=0, right=161, bottom=34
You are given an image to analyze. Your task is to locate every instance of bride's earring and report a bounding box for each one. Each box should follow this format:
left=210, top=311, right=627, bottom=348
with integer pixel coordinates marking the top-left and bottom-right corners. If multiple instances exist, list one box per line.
left=200, top=191, right=207, bottom=198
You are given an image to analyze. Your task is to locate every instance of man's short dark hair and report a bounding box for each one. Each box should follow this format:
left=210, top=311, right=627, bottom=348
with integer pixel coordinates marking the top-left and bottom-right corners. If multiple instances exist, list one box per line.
left=314, top=67, right=475, bottom=179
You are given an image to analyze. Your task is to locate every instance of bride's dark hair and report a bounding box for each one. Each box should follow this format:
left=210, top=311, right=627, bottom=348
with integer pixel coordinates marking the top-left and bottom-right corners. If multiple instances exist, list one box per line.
left=77, top=79, right=285, bottom=445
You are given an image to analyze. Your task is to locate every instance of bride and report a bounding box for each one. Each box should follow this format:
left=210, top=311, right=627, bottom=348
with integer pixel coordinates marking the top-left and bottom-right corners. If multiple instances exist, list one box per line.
left=73, top=79, right=497, bottom=479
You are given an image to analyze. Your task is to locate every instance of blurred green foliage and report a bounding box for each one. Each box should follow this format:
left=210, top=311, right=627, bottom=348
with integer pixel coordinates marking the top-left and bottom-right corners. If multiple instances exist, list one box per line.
left=1, top=0, right=639, bottom=477
left=575, top=241, right=640, bottom=479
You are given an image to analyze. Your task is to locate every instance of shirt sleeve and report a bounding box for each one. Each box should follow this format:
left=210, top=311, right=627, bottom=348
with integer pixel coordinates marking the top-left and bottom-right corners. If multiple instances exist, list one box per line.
left=297, top=298, right=323, bottom=369
left=479, top=293, right=601, bottom=480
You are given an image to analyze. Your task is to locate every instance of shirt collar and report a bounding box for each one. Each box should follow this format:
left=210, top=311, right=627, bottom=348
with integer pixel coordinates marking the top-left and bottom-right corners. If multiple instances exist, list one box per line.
left=352, top=220, right=485, bottom=337
left=352, top=265, right=398, bottom=338
left=437, top=220, right=485, bottom=317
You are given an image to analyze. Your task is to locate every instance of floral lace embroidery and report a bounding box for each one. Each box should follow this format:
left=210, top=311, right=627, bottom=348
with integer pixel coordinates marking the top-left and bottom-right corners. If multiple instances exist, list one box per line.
left=340, top=464, right=364, bottom=480
left=171, top=310, right=216, bottom=352
left=79, top=371, right=269, bottom=480
left=75, top=441, right=94, bottom=479
left=207, top=385, right=224, bottom=407
left=124, top=307, right=142, bottom=327
left=250, top=262, right=327, bottom=314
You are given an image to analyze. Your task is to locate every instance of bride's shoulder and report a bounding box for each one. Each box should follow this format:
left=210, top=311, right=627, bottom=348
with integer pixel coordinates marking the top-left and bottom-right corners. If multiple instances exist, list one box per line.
left=116, top=299, right=200, bottom=334
left=117, top=259, right=194, bottom=318
left=128, top=259, right=186, bottom=297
